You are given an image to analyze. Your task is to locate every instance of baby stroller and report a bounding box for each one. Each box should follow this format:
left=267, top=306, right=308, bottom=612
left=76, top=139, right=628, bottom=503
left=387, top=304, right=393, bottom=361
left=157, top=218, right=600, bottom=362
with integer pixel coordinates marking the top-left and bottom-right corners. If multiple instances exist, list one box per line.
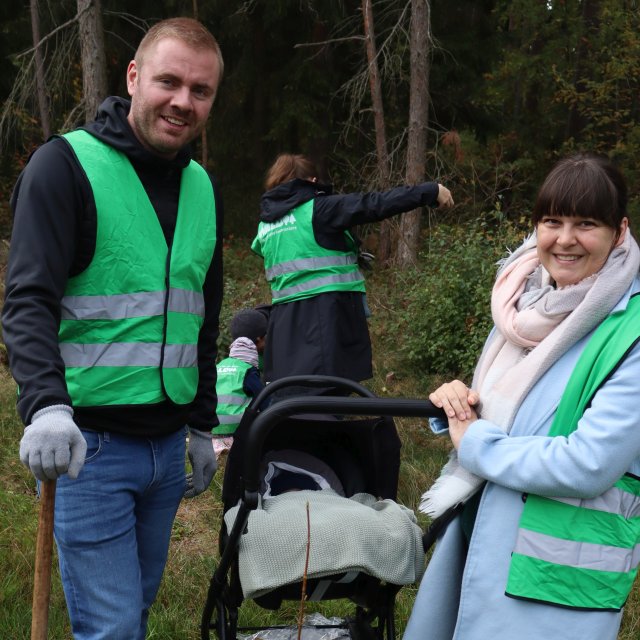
left=201, top=375, right=448, bottom=640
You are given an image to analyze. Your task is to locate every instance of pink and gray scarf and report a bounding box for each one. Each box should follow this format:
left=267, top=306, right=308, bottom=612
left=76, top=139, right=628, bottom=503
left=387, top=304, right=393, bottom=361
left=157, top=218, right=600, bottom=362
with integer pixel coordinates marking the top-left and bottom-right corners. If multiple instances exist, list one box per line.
left=420, top=230, right=640, bottom=518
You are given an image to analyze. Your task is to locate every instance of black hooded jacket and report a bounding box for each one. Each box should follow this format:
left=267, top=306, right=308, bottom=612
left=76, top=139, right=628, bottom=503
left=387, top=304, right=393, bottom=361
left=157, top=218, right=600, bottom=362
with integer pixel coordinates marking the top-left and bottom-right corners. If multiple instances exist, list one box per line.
left=255, top=177, right=440, bottom=383
left=2, top=96, right=224, bottom=436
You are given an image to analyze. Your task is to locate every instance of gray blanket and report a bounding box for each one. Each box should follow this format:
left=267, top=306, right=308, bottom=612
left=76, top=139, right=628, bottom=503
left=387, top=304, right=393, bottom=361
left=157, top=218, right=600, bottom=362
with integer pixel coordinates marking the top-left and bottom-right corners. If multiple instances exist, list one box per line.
left=224, top=490, right=425, bottom=599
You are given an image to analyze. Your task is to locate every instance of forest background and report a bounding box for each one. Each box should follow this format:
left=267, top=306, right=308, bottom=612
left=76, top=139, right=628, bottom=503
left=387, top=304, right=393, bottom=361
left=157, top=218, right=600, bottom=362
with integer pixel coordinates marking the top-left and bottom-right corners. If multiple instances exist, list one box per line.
left=1, top=1, right=640, bottom=638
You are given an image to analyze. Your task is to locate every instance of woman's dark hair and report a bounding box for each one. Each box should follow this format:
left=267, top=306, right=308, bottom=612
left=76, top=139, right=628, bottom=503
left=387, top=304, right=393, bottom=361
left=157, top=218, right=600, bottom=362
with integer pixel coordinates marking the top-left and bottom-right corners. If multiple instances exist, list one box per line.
left=531, top=153, right=627, bottom=229
left=264, top=153, right=318, bottom=191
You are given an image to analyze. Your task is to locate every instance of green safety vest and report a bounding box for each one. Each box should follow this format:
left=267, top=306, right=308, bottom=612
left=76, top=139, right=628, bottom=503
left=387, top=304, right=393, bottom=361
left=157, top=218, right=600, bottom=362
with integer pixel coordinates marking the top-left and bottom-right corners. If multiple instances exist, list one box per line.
left=213, top=357, right=253, bottom=436
left=59, top=130, right=216, bottom=407
left=506, top=293, right=640, bottom=610
left=251, top=199, right=365, bottom=305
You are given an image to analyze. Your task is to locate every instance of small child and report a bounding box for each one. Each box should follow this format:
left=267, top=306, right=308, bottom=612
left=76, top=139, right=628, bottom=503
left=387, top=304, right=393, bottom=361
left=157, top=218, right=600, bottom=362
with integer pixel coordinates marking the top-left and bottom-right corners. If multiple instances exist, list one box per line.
left=212, top=309, right=267, bottom=458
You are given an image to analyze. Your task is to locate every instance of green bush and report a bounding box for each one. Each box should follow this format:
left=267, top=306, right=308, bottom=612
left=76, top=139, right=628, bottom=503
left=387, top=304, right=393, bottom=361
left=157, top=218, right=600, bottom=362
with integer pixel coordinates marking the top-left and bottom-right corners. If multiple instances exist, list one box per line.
left=217, top=236, right=270, bottom=357
left=399, top=214, right=528, bottom=381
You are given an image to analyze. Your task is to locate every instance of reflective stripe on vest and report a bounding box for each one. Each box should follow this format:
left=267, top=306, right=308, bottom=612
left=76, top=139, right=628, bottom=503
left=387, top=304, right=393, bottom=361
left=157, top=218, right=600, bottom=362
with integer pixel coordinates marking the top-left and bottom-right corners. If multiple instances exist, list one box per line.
left=251, top=199, right=365, bottom=304
left=59, top=342, right=198, bottom=368
left=273, top=271, right=364, bottom=302
left=61, top=288, right=204, bottom=320
left=213, top=358, right=252, bottom=436
left=514, top=528, right=640, bottom=574
left=265, top=255, right=358, bottom=280
left=506, top=293, right=640, bottom=610
left=60, top=130, right=216, bottom=407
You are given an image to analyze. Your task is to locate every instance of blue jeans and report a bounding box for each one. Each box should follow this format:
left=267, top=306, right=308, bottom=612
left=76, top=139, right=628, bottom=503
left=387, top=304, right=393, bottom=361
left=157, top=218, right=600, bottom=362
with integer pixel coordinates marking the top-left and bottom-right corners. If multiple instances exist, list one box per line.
left=53, top=428, right=187, bottom=640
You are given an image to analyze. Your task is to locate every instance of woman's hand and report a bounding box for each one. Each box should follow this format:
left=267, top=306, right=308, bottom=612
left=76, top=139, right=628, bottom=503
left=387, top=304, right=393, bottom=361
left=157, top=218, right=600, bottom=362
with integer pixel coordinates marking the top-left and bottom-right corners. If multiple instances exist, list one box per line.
left=436, top=184, right=454, bottom=208
left=429, top=380, right=479, bottom=449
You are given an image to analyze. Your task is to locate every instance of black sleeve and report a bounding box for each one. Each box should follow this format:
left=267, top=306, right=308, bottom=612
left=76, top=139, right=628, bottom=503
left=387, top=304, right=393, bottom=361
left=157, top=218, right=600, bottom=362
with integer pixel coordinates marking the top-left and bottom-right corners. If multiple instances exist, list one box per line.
left=188, top=180, right=224, bottom=431
left=242, top=367, right=264, bottom=398
left=2, top=139, right=90, bottom=424
left=243, top=367, right=269, bottom=411
left=312, top=182, right=440, bottom=231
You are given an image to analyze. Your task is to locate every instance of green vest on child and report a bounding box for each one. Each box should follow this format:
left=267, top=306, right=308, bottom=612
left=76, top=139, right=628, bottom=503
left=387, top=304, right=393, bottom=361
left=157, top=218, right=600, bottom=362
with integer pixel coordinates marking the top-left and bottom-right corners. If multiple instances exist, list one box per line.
left=213, top=357, right=253, bottom=436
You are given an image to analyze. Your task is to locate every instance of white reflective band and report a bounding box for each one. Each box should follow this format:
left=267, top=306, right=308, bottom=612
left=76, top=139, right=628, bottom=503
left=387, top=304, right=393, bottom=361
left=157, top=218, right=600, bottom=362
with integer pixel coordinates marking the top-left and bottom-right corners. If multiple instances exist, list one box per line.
left=217, top=395, right=247, bottom=406
left=61, top=291, right=163, bottom=320
left=167, top=288, right=205, bottom=316
left=265, top=255, right=357, bottom=280
left=61, top=288, right=204, bottom=320
left=551, top=487, right=640, bottom=519
left=60, top=342, right=198, bottom=368
left=217, top=414, right=242, bottom=424
left=272, top=271, right=363, bottom=300
left=514, top=528, right=640, bottom=573
left=163, top=343, right=198, bottom=368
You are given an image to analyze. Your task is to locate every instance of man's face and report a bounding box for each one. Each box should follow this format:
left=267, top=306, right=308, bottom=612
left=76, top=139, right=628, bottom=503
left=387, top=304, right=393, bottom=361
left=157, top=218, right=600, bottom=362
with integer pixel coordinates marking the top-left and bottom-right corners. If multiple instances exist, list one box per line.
left=126, top=37, right=221, bottom=159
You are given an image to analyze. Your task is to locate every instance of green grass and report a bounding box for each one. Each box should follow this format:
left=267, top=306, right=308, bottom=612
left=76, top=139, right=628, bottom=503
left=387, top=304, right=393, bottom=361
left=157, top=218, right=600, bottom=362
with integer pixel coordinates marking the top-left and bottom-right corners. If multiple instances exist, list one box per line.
left=1, top=234, right=640, bottom=639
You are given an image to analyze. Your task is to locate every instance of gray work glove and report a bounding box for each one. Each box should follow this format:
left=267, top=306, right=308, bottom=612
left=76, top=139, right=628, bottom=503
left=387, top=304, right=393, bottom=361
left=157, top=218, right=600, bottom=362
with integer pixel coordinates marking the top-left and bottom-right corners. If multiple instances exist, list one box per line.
left=19, top=404, right=87, bottom=481
left=184, top=427, right=217, bottom=498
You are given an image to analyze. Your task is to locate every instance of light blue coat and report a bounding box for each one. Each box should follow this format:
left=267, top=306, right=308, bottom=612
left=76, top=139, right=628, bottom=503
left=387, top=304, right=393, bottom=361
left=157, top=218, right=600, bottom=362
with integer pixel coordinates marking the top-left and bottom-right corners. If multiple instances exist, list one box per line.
left=404, top=276, right=640, bottom=640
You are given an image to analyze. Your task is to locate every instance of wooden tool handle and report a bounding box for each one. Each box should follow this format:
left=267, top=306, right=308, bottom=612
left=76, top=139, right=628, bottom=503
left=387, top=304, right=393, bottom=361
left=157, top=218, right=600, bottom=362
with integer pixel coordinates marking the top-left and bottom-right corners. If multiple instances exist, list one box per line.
left=31, top=479, right=56, bottom=640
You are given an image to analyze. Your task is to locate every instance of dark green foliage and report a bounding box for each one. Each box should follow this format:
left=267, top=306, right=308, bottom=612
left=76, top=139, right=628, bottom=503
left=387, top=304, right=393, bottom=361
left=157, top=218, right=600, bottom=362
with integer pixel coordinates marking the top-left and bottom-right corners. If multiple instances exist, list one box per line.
left=217, top=236, right=270, bottom=358
left=5, top=2, right=640, bottom=238
left=398, top=215, right=527, bottom=380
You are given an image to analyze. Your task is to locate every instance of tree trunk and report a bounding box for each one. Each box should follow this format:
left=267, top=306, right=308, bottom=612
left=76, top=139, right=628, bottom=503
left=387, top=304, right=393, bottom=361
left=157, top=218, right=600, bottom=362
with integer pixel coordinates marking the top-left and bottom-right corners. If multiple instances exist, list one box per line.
left=396, top=0, right=431, bottom=268
left=361, top=0, right=393, bottom=263
left=30, top=0, right=50, bottom=140
left=565, top=0, right=600, bottom=140
left=192, top=0, right=208, bottom=167
left=77, top=0, right=107, bottom=124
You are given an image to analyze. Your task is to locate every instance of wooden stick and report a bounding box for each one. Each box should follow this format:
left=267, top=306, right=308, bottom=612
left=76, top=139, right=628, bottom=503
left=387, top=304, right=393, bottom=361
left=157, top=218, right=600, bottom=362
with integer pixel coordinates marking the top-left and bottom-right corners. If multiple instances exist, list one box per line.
left=297, top=501, right=311, bottom=640
left=31, top=479, right=56, bottom=640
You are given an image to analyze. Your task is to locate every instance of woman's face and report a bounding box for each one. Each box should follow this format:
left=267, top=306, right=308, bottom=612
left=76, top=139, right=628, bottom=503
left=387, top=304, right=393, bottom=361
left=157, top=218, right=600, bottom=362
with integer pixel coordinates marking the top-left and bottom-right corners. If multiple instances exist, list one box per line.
left=536, top=215, right=628, bottom=287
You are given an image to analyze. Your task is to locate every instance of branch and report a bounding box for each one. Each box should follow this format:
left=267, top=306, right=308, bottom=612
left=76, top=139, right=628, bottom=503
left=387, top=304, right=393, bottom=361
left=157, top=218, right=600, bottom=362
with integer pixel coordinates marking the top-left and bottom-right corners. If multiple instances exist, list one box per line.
left=15, top=6, right=91, bottom=60
left=294, top=35, right=365, bottom=48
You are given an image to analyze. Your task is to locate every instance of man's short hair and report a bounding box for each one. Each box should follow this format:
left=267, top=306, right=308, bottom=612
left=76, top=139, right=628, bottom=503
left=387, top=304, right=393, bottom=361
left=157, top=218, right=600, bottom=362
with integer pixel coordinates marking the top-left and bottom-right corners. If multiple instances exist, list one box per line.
left=135, top=17, right=224, bottom=80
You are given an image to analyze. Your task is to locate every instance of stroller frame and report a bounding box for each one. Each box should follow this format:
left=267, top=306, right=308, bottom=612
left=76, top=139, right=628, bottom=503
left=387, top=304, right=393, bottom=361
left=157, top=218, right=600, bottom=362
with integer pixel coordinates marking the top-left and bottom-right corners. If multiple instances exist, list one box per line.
left=201, top=375, right=446, bottom=640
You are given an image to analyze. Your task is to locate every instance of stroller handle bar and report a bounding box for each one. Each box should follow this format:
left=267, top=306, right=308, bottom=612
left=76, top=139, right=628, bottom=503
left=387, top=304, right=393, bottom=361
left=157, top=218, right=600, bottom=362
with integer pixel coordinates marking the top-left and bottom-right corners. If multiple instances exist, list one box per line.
left=251, top=375, right=379, bottom=406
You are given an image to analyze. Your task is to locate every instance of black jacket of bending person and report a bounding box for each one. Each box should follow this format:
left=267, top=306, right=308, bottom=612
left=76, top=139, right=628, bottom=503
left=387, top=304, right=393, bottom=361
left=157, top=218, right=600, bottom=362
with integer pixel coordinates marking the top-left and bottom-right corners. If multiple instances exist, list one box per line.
left=255, top=177, right=440, bottom=384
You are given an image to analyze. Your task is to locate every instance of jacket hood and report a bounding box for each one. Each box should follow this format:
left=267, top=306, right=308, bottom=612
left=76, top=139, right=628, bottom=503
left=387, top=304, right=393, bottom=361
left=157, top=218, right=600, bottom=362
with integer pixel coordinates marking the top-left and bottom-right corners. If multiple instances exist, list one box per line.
left=80, top=96, right=192, bottom=170
left=259, top=178, right=333, bottom=222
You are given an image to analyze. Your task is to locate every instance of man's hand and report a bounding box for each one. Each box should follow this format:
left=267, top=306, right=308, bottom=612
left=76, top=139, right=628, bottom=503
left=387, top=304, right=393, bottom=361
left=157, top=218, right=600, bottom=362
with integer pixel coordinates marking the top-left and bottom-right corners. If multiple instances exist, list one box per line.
left=185, top=427, right=217, bottom=498
left=19, top=405, right=87, bottom=480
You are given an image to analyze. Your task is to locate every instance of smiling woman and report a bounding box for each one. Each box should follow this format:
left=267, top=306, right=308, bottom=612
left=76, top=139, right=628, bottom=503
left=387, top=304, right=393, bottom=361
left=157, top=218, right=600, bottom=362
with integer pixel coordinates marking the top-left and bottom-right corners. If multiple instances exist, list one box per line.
left=407, top=152, right=640, bottom=640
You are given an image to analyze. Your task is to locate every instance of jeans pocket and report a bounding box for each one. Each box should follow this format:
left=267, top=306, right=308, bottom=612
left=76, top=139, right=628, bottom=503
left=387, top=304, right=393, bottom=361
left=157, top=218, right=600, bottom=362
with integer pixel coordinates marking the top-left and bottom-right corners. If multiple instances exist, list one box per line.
left=81, top=430, right=104, bottom=464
